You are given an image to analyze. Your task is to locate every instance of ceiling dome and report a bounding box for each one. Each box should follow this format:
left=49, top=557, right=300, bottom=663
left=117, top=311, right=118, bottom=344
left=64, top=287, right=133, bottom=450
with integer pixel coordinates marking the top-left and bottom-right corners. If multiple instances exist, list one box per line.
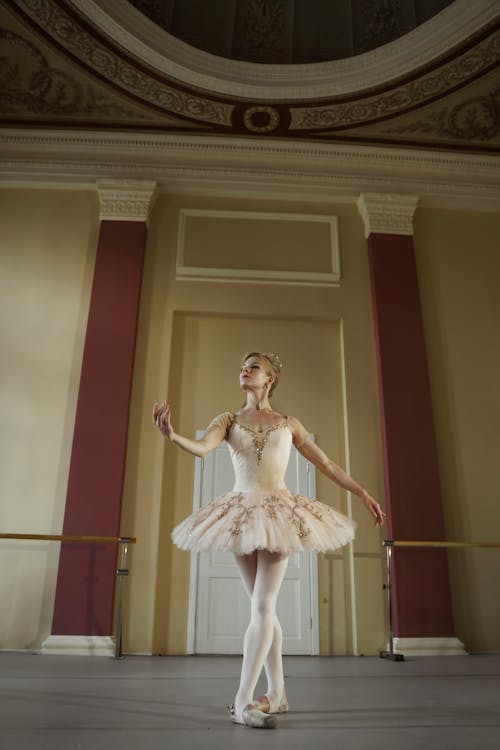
left=129, top=0, right=455, bottom=64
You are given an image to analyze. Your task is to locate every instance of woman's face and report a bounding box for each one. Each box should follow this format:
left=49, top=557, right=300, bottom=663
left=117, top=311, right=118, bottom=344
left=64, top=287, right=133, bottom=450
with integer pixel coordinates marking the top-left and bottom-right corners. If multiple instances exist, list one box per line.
left=239, top=356, right=272, bottom=392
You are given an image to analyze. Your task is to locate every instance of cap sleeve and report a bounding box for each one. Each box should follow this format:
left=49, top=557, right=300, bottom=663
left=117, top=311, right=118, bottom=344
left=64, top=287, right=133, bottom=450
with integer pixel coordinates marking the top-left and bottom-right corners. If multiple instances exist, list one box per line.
left=288, top=416, right=310, bottom=448
left=202, top=411, right=234, bottom=443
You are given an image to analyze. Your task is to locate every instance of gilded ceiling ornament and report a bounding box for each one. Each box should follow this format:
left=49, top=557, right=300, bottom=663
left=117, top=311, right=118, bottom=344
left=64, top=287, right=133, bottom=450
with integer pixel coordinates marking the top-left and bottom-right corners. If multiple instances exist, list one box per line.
left=243, top=105, right=280, bottom=133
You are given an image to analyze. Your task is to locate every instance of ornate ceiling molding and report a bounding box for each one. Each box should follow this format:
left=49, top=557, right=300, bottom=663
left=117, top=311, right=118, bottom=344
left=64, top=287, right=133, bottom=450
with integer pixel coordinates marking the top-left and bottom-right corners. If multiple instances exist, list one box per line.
left=357, top=193, right=419, bottom=237
left=6, top=0, right=233, bottom=126
left=2, top=0, right=499, bottom=150
left=343, top=68, right=500, bottom=148
left=71, top=0, right=500, bottom=100
left=0, top=24, right=197, bottom=128
left=289, top=32, right=500, bottom=131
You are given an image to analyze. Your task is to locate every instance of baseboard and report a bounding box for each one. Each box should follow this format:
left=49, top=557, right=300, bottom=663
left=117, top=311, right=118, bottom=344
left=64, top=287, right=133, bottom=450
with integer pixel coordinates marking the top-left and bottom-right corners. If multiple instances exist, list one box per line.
left=40, top=635, right=115, bottom=656
left=393, top=636, right=467, bottom=656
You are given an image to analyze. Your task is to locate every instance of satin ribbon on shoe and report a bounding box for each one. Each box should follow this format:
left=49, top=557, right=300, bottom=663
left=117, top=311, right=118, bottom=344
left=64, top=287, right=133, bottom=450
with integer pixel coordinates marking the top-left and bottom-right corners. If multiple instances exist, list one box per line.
left=253, top=694, right=289, bottom=714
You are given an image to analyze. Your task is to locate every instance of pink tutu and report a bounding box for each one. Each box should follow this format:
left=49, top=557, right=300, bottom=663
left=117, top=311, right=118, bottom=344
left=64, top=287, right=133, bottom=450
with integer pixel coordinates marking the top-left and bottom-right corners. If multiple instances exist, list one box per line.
left=171, top=489, right=356, bottom=556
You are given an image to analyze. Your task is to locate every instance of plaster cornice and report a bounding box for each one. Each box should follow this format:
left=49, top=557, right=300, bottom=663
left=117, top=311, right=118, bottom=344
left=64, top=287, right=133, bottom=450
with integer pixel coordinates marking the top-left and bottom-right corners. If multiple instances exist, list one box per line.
left=0, top=130, right=499, bottom=211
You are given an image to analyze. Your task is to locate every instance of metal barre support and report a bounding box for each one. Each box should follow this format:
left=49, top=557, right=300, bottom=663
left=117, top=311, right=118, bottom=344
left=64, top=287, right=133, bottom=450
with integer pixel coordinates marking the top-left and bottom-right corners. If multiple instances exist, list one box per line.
left=0, top=532, right=136, bottom=659
left=379, top=542, right=404, bottom=661
left=379, top=539, right=500, bottom=662
left=114, top=539, right=131, bottom=660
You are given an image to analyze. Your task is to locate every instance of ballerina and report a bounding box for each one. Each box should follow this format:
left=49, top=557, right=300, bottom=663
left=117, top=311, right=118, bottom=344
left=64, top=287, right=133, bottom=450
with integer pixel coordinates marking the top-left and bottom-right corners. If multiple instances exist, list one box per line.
left=153, top=351, right=384, bottom=728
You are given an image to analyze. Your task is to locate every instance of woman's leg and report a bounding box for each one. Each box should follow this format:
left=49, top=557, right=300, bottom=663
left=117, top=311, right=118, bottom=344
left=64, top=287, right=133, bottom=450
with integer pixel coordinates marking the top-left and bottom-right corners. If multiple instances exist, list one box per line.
left=233, top=550, right=289, bottom=721
left=234, top=552, right=286, bottom=706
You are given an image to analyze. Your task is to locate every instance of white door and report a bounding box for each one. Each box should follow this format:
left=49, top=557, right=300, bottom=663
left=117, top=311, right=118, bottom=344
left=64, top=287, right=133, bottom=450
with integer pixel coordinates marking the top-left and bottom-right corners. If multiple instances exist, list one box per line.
left=186, top=433, right=319, bottom=655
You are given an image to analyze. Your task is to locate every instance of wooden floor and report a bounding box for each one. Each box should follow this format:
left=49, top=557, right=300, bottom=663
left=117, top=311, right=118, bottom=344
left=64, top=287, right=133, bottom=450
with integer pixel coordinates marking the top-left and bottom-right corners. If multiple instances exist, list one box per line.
left=1, top=652, right=499, bottom=749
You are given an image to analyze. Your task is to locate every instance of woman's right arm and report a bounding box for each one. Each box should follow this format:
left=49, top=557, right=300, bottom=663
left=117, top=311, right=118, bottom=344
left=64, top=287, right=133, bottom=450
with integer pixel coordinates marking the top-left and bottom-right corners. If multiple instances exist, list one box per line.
left=152, top=401, right=228, bottom=458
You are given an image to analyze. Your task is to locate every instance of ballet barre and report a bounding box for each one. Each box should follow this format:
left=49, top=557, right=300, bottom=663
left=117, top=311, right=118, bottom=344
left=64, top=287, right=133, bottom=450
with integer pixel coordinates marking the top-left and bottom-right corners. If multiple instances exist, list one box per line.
left=381, top=539, right=500, bottom=661
left=0, top=533, right=136, bottom=659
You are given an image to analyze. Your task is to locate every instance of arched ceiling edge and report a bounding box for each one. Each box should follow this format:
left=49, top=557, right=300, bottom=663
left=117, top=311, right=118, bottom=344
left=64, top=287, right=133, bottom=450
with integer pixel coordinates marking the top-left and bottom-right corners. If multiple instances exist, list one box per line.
left=73, top=0, right=499, bottom=100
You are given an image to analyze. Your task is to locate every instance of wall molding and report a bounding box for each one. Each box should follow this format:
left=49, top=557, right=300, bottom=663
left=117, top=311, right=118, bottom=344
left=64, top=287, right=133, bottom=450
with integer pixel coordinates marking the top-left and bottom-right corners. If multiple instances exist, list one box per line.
left=393, top=637, right=467, bottom=657
left=40, top=635, right=115, bottom=656
left=176, top=209, right=341, bottom=286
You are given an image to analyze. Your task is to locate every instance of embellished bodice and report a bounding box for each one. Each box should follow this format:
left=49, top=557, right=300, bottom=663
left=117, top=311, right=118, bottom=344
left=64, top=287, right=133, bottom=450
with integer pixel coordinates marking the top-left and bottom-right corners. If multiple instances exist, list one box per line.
left=227, top=418, right=294, bottom=493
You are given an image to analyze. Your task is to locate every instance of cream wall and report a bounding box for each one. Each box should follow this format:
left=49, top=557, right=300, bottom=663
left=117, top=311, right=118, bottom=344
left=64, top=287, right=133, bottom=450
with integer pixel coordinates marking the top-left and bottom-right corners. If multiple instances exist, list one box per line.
left=2, top=186, right=498, bottom=656
left=414, top=208, right=500, bottom=653
left=0, top=188, right=98, bottom=648
left=120, top=193, right=386, bottom=656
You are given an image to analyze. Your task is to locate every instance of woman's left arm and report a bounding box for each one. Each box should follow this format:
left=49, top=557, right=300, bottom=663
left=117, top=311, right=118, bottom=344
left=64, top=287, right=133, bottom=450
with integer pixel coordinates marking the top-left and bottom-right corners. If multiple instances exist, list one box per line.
left=297, top=438, right=385, bottom=526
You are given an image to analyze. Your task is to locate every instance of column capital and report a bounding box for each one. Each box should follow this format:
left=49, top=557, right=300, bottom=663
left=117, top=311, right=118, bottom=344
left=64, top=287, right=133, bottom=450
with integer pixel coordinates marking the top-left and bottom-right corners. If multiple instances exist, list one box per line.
left=357, top=193, right=419, bottom=238
left=97, top=179, right=157, bottom=222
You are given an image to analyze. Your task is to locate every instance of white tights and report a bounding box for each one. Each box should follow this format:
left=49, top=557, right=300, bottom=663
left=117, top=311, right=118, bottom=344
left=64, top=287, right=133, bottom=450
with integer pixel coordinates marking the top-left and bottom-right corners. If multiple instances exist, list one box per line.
left=234, top=550, right=289, bottom=719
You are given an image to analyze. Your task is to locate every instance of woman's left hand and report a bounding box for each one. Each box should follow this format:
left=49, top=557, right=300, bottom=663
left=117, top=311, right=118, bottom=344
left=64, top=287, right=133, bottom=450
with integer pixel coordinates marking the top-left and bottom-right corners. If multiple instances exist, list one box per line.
left=359, top=490, right=386, bottom=526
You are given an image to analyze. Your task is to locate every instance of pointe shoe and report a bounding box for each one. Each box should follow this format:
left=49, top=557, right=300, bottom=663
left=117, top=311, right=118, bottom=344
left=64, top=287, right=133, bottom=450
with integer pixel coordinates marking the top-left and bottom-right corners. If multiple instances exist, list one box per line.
left=253, top=693, right=289, bottom=714
left=226, top=703, right=277, bottom=728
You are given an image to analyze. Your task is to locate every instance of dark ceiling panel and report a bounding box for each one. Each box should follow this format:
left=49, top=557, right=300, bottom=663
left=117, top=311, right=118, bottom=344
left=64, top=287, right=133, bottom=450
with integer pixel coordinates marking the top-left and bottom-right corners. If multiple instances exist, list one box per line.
left=128, top=0, right=456, bottom=63
left=171, top=0, right=237, bottom=58
left=293, top=0, right=353, bottom=63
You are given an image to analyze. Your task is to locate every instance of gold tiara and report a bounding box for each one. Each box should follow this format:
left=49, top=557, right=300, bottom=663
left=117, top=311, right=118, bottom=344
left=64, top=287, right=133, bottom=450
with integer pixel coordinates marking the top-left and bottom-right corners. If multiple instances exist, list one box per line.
left=263, top=352, right=283, bottom=371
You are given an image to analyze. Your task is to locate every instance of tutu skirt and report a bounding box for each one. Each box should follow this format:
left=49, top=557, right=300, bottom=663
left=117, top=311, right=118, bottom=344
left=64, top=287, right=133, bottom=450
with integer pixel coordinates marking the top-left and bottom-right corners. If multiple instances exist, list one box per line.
left=171, top=489, right=356, bottom=556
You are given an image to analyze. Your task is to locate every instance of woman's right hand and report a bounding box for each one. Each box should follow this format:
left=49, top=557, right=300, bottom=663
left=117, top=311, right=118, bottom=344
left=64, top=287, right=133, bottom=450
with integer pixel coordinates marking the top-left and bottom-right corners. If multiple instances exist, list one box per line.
left=153, top=400, right=174, bottom=440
